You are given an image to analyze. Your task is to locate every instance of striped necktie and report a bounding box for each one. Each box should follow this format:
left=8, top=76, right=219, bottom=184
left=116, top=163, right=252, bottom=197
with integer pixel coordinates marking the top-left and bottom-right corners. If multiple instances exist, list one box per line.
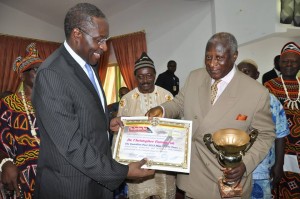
left=211, top=79, right=221, bottom=104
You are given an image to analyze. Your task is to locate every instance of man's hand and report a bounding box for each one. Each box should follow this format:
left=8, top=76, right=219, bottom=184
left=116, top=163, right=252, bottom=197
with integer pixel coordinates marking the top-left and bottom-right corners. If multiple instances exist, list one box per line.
left=1, top=161, right=21, bottom=196
left=127, top=159, right=155, bottom=180
left=270, top=163, right=283, bottom=187
left=145, top=106, right=163, bottom=117
left=222, top=162, right=246, bottom=183
left=110, top=117, right=123, bottom=132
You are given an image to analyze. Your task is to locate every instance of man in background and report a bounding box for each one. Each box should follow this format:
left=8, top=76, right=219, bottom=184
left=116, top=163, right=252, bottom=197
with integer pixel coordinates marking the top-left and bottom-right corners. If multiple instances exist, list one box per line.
left=155, top=60, right=179, bottom=96
left=108, top=87, right=129, bottom=120
left=108, top=87, right=129, bottom=147
left=237, top=59, right=289, bottom=199
left=262, top=55, right=281, bottom=84
left=117, top=52, right=175, bottom=199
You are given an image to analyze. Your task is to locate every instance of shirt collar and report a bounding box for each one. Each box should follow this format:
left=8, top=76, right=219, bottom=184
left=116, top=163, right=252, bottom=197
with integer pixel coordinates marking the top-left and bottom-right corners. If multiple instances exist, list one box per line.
left=211, top=65, right=236, bottom=85
left=64, top=41, right=86, bottom=67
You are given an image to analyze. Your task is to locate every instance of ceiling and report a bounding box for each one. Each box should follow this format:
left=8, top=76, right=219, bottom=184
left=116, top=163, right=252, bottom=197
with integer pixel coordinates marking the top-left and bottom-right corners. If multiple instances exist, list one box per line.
left=0, top=0, right=146, bottom=28
left=0, top=0, right=209, bottom=29
left=1, top=0, right=298, bottom=39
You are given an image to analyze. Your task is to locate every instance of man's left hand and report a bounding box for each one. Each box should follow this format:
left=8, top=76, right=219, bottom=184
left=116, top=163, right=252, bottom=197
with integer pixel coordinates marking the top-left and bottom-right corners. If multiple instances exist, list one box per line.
left=110, top=117, right=123, bottom=132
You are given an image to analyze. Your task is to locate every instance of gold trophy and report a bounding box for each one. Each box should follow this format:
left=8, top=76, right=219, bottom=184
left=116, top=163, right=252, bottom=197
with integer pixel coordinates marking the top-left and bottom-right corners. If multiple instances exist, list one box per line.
left=203, top=128, right=258, bottom=198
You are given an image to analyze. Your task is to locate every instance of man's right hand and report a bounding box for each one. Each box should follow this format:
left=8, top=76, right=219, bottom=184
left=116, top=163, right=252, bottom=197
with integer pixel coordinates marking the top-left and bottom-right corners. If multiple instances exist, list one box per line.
left=1, top=161, right=21, bottom=196
left=145, top=106, right=163, bottom=117
left=127, top=159, right=155, bottom=180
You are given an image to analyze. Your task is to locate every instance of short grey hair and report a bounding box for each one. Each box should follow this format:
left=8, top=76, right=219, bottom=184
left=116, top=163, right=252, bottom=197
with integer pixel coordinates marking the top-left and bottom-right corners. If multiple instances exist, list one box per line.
left=206, top=32, right=238, bottom=55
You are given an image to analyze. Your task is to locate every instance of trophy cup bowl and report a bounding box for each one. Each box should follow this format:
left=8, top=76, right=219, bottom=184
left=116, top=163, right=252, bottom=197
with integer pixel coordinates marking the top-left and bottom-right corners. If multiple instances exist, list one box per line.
left=203, top=128, right=258, bottom=198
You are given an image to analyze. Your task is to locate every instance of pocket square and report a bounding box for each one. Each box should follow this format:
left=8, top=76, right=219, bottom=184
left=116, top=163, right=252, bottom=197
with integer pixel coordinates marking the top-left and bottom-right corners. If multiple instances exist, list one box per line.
left=236, top=114, right=247, bottom=121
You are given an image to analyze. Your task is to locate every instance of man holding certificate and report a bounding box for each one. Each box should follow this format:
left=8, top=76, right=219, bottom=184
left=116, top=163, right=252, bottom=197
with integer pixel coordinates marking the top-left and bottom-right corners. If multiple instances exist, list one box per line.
left=117, top=52, right=176, bottom=199
left=147, top=32, right=275, bottom=198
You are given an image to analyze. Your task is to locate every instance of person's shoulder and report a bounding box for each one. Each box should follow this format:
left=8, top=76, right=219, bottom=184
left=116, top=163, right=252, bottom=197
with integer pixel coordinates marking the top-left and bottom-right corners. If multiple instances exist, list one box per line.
left=123, top=88, right=139, bottom=100
left=237, top=71, right=266, bottom=92
left=155, top=86, right=173, bottom=100
left=40, top=45, right=63, bottom=70
left=158, top=71, right=168, bottom=76
left=262, top=69, right=275, bottom=76
left=188, top=68, right=207, bottom=78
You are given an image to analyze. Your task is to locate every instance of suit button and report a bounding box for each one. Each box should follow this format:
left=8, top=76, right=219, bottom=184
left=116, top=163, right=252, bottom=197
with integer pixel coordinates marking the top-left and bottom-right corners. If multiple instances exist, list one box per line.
left=194, top=116, right=198, bottom=119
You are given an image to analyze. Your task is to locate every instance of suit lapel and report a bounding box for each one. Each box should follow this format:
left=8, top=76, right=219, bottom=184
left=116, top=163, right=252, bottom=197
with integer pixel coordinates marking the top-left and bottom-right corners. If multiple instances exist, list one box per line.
left=199, top=72, right=240, bottom=133
left=198, top=74, right=212, bottom=119
left=61, top=47, right=108, bottom=125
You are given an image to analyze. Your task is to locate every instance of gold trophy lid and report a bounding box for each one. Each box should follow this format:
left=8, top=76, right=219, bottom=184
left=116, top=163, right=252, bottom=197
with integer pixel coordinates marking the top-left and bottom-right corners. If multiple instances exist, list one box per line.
left=212, top=128, right=250, bottom=153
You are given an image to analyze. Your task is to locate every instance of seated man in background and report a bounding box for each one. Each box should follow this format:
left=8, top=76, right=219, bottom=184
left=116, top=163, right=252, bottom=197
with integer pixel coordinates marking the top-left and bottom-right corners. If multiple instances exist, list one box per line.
left=108, top=87, right=129, bottom=120
left=237, top=59, right=289, bottom=199
left=108, top=87, right=129, bottom=147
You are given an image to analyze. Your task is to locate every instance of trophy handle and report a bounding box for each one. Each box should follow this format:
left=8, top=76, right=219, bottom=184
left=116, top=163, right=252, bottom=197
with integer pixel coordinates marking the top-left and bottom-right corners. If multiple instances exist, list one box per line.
left=203, top=134, right=218, bottom=155
left=244, top=129, right=258, bottom=153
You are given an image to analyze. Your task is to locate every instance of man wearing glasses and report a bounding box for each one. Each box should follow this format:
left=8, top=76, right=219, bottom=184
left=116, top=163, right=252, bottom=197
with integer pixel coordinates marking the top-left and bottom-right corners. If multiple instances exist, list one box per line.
left=32, top=3, right=154, bottom=199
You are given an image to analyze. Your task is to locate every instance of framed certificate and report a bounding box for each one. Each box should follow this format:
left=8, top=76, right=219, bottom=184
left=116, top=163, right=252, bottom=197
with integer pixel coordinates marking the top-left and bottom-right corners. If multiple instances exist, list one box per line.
left=113, top=117, right=192, bottom=173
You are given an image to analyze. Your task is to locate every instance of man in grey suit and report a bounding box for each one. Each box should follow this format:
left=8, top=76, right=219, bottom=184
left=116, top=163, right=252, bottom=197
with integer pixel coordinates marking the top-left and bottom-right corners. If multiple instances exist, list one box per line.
left=32, top=3, right=154, bottom=199
left=147, top=32, right=275, bottom=198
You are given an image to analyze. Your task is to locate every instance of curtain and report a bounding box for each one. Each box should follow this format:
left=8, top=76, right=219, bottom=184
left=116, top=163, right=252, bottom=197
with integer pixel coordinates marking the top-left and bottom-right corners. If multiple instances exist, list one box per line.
left=98, top=40, right=111, bottom=85
left=0, top=34, right=61, bottom=93
left=111, top=31, right=147, bottom=90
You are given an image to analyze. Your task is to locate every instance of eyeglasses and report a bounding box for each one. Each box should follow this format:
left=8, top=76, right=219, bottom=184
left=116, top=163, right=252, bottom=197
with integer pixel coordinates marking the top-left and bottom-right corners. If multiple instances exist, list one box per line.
left=78, top=28, right=110, bottom=46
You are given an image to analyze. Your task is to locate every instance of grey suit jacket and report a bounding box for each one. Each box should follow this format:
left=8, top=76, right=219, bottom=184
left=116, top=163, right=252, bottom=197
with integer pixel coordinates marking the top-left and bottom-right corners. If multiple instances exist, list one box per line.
left=32, top=45, right=128, bottom=199
left=162, top=68, right=275, bottom=199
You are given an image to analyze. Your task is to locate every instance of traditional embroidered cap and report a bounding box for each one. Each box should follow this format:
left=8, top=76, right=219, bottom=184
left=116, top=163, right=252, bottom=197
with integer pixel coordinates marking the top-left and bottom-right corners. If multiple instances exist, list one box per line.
left=239, top=59, right=258, bottom=69
left=134, top=52, right=155, bottom=72
left=281, top=42, right=300, bottom=56
left=13, top=43, right=43, bottom=74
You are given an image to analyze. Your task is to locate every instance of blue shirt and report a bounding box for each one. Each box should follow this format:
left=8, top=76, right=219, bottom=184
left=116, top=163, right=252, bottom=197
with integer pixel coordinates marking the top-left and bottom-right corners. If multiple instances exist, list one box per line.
left=252, top=94, right=289, bottom=179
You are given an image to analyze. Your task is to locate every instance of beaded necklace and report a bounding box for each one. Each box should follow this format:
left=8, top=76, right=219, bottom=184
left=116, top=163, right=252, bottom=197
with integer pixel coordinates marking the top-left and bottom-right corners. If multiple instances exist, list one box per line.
left=20, top=90, right=40, bottom=145
left=280, top=75, right=300, bottom=110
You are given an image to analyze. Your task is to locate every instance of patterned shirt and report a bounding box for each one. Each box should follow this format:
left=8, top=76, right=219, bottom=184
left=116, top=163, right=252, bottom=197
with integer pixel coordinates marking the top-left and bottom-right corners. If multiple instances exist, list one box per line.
left=252, top=93, right=289, bottom=179
left=0, top=93, right=40, bottom=199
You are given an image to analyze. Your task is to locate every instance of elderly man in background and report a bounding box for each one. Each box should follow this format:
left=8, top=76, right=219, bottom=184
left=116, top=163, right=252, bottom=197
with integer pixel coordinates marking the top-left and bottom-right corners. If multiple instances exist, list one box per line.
left=147, top=32, right=275, bottom=198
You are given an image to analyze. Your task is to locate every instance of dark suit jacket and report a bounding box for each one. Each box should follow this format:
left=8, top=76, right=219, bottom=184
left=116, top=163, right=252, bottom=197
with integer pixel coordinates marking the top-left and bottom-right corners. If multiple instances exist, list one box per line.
left=155, top=70, right=179, bottom=96
left=32, top=45, right=128, bottom=199
left=262, top=69, right=278, bottom=85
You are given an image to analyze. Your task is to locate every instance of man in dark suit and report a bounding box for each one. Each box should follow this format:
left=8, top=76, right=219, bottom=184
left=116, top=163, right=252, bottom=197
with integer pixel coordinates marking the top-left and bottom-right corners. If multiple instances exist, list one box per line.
left=262, top=55, right=281, bottom=84
left=155, top=60, right=179, bottom=96
left=32, top=3, right=154, bottom=199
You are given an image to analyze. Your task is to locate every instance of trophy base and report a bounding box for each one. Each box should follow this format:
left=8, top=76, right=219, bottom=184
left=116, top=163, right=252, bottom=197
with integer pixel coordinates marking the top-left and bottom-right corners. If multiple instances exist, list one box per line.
left=218, top=178, right=242, bottom=198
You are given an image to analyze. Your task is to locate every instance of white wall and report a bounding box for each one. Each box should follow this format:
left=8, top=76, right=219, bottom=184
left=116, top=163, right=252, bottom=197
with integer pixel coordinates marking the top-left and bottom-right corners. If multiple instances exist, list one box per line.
left=108, top=0, right=213, bottom=83
left=213, top=0, right=277, bottom=45
left=0, top=2, right=64, bottom=42
left=238, top=37, right=300, bottom=83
